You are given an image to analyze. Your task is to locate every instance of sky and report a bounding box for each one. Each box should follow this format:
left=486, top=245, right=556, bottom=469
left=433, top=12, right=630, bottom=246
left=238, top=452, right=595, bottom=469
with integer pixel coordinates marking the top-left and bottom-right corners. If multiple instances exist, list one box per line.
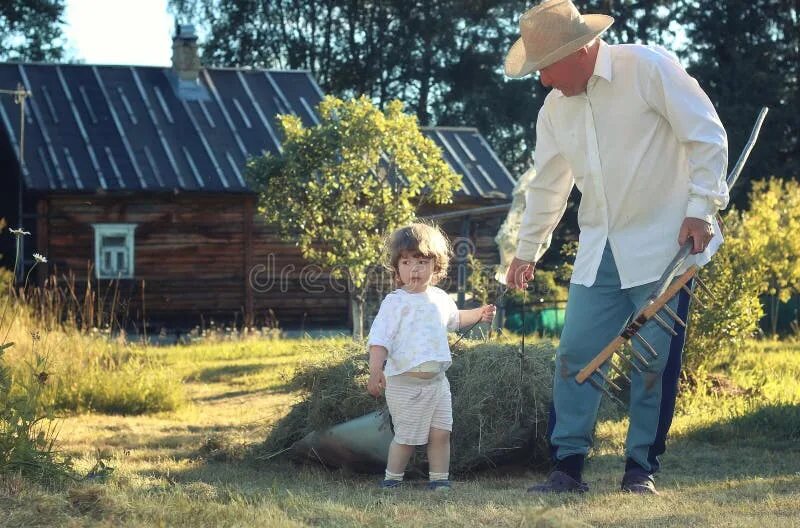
left=63, top=0, right=176, bottom=66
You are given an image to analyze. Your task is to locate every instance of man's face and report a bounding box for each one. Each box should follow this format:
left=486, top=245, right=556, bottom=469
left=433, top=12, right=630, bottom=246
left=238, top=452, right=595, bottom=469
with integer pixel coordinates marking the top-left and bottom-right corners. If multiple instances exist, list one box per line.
left=538, top=52, right=589, bottom=97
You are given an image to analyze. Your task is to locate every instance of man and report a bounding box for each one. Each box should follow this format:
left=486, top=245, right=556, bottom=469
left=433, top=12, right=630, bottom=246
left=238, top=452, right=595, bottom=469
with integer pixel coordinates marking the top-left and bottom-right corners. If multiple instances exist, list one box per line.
left=504, top=0, right=728, bottom=495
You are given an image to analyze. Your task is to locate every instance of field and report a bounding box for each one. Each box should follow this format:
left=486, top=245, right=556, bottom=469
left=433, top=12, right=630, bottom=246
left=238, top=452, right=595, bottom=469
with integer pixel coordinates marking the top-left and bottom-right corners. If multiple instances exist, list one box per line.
left=2, top=337, right=800, bottom=527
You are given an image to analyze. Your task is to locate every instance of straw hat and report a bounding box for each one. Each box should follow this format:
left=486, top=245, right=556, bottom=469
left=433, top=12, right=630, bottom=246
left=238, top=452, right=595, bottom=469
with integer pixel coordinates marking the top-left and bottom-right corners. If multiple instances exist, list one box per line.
left=504, top=0, right=614, bottom=78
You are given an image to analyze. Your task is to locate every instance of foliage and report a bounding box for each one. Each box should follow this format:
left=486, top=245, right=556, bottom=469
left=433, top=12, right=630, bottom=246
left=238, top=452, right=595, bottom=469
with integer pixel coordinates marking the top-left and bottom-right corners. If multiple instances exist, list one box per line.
left=4, top=305, right=185, bottom=416
left=682, top=213, right=765, bottom=379
left=0, top=0, right=66, bottom=62
left=0, top=227, right=72, bottom=482
left=246, top=95, right=460, bottom=336
left=674, top=0, right=799, bottom=200
left=169, top=0, right=544, bottom=172
left=465, top=254, right=492, bottom=305
left=739, top=179, right=800, bottom=334
left=171, top=0, right=797, bottom=188
left=678, top=177, right=800, bottom=375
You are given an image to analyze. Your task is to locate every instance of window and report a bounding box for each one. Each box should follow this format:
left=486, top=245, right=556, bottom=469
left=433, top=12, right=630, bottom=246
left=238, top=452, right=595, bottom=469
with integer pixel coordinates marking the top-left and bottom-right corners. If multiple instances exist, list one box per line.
left=92, top=224, right=136, bottom=279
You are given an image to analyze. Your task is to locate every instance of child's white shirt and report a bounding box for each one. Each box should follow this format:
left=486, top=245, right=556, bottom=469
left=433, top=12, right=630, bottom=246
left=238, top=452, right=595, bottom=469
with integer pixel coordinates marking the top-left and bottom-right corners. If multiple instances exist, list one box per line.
left=367, top=286, right=460, bottom=376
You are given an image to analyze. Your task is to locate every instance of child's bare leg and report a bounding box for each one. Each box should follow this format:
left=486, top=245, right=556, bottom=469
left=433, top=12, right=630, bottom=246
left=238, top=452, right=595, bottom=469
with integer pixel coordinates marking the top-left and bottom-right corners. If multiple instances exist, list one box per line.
left=386, top=440, right=415, bottom=475
left=427, top=427, right=451, bottom=479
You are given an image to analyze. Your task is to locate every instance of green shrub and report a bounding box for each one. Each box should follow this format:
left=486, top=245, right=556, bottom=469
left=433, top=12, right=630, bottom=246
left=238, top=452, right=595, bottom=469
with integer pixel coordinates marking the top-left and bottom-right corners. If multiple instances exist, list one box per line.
left=683, top=211, right=765, bottom=379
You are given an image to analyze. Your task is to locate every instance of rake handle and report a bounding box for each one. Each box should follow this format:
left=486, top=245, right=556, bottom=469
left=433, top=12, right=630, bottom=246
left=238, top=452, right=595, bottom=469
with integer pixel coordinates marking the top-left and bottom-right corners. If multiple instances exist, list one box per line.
left=575, top=265, right=698, bottom=384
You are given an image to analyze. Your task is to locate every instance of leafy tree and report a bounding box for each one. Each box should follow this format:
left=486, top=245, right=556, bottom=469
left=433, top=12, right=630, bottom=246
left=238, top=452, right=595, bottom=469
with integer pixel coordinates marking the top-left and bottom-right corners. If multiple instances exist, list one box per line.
left=683, top=210, right=765, bottom=380
left=246, top=96, right=461, bottom=338
left=674, top=0, right=799, bottom=203
left=0, top=1, right=66, bottom=62
left=684, top=177, right=800, bottom=377
left=736, top=178, right=800, bottom=335
left=168, top=0, right=543, bottom=173
left=172, top=0, right=796, bottom=191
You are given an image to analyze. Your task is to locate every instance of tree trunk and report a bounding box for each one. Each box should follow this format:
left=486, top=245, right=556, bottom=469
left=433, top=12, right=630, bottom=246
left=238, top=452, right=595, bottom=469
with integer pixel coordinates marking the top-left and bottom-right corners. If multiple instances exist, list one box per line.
left=771, top=294, right=780, bottom=337
left=349, top=279, right=365, bottom=339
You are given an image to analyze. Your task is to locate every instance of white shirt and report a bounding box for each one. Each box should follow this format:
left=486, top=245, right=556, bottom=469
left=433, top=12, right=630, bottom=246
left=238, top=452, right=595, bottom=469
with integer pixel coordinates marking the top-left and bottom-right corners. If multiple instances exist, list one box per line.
left=367, top=287, right=460, bottom=377
left=516, top=41, right=729, bottom=288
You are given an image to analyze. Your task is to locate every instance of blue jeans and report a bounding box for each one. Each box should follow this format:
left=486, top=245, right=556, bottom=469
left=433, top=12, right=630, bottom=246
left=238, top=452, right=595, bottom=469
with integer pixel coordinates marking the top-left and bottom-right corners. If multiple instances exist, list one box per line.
left=547, top=243, right=691, bottom=473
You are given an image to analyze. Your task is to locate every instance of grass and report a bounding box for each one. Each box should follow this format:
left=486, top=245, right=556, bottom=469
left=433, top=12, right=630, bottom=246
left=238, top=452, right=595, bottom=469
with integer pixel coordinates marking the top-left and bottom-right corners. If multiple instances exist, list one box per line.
left=1, top=337, right=799, bottom=527
left=2, top=291, right=184, bottom=416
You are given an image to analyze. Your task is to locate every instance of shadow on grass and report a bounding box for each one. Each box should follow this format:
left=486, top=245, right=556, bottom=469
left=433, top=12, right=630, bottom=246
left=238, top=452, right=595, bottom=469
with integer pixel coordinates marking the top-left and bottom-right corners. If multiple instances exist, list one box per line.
left=682, top=403, right=800, bottom=445
left=190, top=363, right=267, bottom=383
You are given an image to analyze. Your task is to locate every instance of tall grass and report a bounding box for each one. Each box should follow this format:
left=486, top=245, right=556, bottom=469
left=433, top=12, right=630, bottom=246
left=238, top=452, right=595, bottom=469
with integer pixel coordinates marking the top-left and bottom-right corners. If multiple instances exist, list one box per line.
left=3, top=291, right=184, bottom=415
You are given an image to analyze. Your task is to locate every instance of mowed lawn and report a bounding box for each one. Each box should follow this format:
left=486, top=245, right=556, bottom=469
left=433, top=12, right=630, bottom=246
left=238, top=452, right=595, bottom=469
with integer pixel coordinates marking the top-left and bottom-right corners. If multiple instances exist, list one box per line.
left=2, top=338, right=800, bottom=527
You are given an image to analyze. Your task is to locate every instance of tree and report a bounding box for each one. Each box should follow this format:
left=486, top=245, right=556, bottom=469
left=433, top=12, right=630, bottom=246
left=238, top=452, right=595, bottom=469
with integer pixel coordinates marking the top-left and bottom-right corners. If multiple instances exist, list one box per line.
left=0, top=1, right=66, bottom=62
left=674, top=0, right=799, bottom=204
left=168, top=0, right=543, bottom=173
left=246, top=96, right=461, bottom=338
left=737, top=178, right=800, bottom=335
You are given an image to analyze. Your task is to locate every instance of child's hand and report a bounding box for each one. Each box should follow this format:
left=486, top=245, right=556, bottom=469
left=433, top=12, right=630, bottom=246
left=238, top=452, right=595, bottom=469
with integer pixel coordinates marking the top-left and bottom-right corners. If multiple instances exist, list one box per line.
left=367, top=371, right=386, bottom=397
left=480, top=304, right=497, bottom=323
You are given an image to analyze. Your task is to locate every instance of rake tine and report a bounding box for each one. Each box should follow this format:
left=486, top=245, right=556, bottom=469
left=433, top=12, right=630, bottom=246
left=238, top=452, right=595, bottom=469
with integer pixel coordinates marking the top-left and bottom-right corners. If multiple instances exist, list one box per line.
left=608, top=361, right=632, bottom=384
left=625, top=343, right=651, bottom=368
left=661, top=303, right=686, bottom=328
left=694, top=276, right=714, bottom=299
left=615, top=348, right=643, bottom=374
left=681, top=285, right=705, bottom=308
left=595, top=368, right=623, bottom=392
left=651, top=312, right=678, bottom=336
left=588, top=376, right=625, bottom=408
left=633, top=333, right=658, bottom=359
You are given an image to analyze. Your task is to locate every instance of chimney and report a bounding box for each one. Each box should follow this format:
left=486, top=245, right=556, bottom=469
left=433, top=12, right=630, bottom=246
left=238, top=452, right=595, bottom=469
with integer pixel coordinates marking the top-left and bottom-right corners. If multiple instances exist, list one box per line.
left=171, top=24, right=201, bottom=83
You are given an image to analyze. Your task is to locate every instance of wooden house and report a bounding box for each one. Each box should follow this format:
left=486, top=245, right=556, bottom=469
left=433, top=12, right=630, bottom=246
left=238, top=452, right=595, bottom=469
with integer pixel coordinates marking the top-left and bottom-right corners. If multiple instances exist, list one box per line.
left=0, top=26, right=515, bottom=332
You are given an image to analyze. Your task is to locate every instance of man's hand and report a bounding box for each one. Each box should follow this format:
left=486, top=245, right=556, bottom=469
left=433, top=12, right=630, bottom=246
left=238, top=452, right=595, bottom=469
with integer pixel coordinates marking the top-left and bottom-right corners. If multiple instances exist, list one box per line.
left=367, top=371, right=386, bottom=397
left=505, top=257, right=535, bottom=289
left=678, top=217, right=714, bottom=254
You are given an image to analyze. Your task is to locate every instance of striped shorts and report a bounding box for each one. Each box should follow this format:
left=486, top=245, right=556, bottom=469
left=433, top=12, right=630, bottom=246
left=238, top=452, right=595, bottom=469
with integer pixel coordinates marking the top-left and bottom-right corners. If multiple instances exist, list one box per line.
left=385, top=372, right=452, bottom=445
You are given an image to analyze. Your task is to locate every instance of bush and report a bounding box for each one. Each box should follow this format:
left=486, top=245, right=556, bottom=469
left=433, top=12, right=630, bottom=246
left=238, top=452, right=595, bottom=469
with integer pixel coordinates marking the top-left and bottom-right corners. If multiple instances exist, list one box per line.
left=683, top=177, right=800, bottom=378
left=683, top=210, right=765, bottom=379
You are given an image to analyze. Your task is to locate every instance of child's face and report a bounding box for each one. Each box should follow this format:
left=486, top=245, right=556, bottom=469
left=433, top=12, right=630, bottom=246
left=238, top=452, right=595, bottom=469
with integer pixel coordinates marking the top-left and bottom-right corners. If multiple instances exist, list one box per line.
left=397, top=250, right=435, bottom=292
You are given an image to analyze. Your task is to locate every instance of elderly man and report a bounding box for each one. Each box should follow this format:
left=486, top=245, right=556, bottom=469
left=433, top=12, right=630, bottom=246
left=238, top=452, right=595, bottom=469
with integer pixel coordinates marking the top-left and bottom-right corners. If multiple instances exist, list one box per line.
left=504, top=0, right=728, bottom=494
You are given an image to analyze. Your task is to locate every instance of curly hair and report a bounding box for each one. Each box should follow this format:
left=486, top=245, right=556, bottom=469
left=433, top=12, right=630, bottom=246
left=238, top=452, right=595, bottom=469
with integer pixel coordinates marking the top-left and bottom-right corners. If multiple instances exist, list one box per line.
left=385, top=222, right=452, bottom=286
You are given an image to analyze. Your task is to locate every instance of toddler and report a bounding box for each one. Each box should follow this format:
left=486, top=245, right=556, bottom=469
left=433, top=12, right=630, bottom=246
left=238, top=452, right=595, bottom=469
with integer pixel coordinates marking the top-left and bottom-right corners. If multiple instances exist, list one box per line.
left=366, top=222, right=496, bottom=490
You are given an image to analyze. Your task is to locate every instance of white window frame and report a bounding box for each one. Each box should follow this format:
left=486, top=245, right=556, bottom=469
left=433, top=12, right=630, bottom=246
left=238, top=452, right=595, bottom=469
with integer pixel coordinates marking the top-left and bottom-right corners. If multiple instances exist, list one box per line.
left=92, top=223, right=137, bottom=279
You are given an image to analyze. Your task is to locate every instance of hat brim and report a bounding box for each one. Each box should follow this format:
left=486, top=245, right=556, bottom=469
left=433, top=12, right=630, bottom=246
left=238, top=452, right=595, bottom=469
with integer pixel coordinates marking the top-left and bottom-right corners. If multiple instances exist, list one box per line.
left=504, top=14, right=614, bottom=78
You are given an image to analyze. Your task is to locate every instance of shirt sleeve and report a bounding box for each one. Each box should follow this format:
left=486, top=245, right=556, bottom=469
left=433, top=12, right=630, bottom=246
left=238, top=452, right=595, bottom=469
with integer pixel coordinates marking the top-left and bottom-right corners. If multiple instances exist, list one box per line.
left=516, top=103, right=575, bottom=262
left=640, top=49, right=729, bottom=223
left=366, top=294, right=401, bottom=352
left=446, top=294, right=460, bottom=332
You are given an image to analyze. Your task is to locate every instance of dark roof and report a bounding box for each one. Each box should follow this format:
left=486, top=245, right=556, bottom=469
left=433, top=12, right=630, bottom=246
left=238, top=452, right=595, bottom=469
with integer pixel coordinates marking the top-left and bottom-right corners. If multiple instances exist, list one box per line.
left=424, top=127, right=515, bottom=199
left=0, top=63, right=513, bottom=199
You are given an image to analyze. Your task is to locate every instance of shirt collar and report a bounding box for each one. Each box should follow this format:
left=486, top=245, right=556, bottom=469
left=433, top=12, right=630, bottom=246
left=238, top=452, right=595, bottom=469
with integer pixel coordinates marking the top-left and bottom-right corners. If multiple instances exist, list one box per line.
left=551, top=40, right=613, bottom=98
left=592, top=40, right=613, bottom=83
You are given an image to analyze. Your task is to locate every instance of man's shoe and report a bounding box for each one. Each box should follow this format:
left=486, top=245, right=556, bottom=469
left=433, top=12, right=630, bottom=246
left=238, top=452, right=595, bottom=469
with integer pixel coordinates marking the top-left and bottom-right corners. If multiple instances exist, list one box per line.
left=621, top=468, right=659, bottom=495
left=527, top=470, right=589, bottom=494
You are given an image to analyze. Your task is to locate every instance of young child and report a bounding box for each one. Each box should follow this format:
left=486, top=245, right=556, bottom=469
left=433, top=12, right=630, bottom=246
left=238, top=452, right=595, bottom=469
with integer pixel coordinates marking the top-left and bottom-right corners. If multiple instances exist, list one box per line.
left=366, top=222, right=496, bottom=490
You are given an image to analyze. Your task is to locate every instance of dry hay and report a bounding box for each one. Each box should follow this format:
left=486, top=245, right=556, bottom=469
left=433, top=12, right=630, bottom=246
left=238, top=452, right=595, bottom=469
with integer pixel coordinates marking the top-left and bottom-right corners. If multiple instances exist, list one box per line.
left=261, top=337, right=555, bottom=475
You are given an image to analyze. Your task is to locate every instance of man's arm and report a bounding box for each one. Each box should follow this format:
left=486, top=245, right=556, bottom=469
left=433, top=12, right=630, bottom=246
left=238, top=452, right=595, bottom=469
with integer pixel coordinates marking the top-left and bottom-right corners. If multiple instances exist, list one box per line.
left=641, top=51, right=729, bottom=230
left=511, top=106, right=574, bottom=285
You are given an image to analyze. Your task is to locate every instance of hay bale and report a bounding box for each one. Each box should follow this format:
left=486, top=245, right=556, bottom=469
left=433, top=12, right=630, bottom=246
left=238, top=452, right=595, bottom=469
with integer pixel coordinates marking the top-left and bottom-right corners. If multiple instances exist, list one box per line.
left=261, top=338, right=555, bottom=475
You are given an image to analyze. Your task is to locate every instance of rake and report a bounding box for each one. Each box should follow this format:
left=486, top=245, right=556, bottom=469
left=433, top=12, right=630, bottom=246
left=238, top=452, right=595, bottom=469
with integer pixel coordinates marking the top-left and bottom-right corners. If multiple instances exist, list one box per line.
left=575, top=107, right=770, bottom=402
